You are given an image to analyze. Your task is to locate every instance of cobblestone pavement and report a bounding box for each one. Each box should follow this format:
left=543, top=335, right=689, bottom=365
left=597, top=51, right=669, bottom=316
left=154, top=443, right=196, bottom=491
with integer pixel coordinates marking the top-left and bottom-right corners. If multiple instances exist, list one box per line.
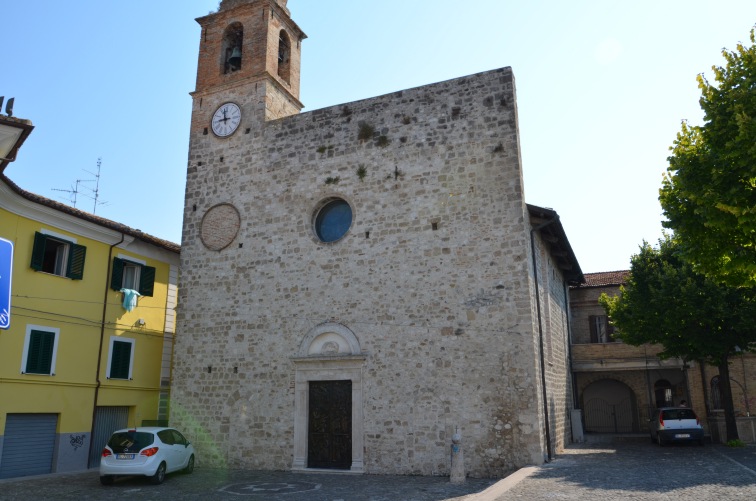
left=495, top=439, right=756, bottom=501
left=0, top=439, right=754, bottom=501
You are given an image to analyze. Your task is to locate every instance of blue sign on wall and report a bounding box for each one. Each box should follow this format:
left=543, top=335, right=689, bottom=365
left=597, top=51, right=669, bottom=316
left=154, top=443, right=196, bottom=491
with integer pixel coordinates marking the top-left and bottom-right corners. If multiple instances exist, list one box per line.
left=0, top=237, right=13, bottom=329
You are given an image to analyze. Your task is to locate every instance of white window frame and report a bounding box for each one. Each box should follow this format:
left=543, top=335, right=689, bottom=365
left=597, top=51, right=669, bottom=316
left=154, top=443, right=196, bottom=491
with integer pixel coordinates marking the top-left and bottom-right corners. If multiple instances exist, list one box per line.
left=20, top=324, right=60, bottom=376
left=117, top=254, right=146, bottom=291
left=106, top=336, right=136, bottom=380
left=122, top=262, right=141, bottom=291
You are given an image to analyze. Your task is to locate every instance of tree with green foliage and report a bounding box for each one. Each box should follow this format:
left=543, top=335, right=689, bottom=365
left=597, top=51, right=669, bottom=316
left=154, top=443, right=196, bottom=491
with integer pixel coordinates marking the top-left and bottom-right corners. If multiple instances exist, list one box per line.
left=659, top=27, right=756, bottom=287
left=600, top=237, right=756, bottom=442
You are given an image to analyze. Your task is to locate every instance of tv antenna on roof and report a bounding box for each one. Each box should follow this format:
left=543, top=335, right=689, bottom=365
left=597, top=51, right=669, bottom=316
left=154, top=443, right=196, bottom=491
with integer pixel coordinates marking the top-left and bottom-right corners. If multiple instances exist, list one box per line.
left=52, top=178, right=90, bottom=208
left=52, top=157, right=109, bottom=213
left=79, top=157, right=109, bottom=214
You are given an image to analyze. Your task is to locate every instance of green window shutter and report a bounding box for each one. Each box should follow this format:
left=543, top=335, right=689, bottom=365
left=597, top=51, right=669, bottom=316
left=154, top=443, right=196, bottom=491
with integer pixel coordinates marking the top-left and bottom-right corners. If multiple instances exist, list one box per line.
left=66, top=243, right=87, bottom=280
left=109, top=341, right=132, bottom=379
left=139, top=265, right=156, bottom=297
left=111, top=257, right=125, bottom=290
left=30, top=232, right=47, bottom=271
left=26, top=330, right=55, bottom=374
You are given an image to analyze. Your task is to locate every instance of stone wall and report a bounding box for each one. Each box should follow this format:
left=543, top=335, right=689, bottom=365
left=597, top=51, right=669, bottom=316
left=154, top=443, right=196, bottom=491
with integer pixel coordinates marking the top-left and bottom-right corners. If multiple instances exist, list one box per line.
left=174, top=67, right=574, bottom=477
left=533, top=239, right=574, bottom=453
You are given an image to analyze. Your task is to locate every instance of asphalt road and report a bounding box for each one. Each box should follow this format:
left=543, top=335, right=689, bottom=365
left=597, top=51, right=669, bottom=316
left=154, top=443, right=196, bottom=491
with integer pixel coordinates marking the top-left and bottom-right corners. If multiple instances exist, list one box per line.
left=0, top=439, right=753, bottom=501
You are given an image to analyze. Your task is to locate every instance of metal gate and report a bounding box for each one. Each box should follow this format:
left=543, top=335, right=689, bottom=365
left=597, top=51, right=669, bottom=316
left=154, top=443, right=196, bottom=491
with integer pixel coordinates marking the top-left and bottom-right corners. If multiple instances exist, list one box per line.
left=88, top=406, right=129, bottom=468
left=584, top=397, right=634, bottom=433
left=0, top=414, right=58, bottom=479
left=308, top=380, right=351, bottom=469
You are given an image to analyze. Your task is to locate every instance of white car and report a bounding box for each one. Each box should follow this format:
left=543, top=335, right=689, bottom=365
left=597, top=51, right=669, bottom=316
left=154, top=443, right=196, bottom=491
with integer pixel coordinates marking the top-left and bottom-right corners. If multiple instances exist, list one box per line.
left=99, top=427, right=195, bottom=485
left=649, top=407, right=705, bottom=446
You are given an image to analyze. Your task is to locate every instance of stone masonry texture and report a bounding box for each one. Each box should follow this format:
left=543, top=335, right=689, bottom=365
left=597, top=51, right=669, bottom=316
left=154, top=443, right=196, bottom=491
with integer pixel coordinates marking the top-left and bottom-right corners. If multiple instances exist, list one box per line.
left=173, top=1, right=576, bottom=479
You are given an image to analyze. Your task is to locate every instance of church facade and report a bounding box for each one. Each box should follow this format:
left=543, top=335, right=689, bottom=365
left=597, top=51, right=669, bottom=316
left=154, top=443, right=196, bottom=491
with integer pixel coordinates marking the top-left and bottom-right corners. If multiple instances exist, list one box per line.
left=172, top=0, right=583, bottom=477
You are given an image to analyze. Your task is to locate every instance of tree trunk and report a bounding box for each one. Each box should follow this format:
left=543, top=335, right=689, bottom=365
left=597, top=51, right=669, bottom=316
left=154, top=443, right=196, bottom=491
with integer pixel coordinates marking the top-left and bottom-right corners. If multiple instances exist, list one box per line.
left=718, top=357, right=740, bottom=442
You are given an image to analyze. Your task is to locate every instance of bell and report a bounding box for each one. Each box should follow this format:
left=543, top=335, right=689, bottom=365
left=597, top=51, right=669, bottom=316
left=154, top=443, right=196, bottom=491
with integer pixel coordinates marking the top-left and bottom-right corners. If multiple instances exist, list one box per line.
left=228, top=47, right=242, bottom=68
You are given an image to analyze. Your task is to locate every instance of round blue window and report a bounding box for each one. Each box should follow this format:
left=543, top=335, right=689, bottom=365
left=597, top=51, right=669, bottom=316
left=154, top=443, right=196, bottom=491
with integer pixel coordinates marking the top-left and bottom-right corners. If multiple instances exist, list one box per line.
left=315, top=199, right=353, bottom=243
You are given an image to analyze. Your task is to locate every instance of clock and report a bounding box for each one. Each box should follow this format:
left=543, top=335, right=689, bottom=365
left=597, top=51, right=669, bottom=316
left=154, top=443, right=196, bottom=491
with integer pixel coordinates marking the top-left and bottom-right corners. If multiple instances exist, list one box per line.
left=211, top=102, right=242, bottom=137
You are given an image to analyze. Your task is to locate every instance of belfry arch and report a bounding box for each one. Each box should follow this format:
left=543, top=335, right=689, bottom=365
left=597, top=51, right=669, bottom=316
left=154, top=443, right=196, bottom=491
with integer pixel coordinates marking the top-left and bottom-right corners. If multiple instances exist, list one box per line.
left=222, top=22, right=244, bottom=73
left=277, top=29, right=291, bottom=83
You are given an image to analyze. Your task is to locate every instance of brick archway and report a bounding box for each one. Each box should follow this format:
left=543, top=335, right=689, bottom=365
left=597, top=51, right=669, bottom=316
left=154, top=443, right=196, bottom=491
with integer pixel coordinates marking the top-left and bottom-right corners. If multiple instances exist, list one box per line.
left=581, top=379, right=639, bottom=433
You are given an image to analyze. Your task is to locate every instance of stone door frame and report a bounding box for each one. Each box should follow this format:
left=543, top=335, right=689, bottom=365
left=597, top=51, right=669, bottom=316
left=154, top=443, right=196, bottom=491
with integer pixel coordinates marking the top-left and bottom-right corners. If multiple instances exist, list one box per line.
left=291, top=322, right=365, bottom=473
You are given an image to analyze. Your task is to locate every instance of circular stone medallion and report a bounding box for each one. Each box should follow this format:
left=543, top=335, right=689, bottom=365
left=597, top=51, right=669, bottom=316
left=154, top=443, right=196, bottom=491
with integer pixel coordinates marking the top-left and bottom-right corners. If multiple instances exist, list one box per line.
left=200, top=203, right=241, bottom=251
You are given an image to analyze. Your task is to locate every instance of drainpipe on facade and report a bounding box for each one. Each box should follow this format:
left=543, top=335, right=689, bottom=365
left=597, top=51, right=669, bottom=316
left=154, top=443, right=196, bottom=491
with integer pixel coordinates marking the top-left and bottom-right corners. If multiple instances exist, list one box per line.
left=563, top=280, right=584, bottom=443
left=87, top=233, right=124, bottom=466
left=563, top=281, right=579, bottom=409
left=530, top=216, right=558, bottom=462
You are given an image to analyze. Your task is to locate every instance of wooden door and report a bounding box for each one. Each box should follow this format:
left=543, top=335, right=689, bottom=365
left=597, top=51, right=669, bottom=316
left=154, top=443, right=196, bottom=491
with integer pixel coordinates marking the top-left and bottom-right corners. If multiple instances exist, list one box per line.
left=308, top=380, right=352, bottom=469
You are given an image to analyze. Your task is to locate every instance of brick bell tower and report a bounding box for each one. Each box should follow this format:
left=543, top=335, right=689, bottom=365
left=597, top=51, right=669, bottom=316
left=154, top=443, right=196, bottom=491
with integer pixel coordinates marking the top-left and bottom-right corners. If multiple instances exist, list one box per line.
left=190, top=0, right=306, bottom=139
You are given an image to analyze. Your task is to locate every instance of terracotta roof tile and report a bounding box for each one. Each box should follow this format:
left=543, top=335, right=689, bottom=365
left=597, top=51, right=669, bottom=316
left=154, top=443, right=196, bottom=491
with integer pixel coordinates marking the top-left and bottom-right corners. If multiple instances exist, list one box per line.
left=575, top=270, right=629, bottom=288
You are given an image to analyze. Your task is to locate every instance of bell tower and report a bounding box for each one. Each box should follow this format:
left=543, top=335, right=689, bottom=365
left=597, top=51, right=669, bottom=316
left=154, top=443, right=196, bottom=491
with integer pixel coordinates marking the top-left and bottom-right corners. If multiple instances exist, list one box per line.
left=190, top=0, right=306, bottom=138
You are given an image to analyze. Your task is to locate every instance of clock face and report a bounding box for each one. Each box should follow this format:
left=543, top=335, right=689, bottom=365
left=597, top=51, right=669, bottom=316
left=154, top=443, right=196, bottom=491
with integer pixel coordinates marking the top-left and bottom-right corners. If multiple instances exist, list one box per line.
left=211, top=102, right=242, bottom=137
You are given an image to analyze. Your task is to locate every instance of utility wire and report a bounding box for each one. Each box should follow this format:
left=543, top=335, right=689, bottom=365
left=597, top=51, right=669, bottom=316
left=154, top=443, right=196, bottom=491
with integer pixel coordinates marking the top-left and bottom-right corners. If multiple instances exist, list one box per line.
left=11, top=294, right=175, bottom=311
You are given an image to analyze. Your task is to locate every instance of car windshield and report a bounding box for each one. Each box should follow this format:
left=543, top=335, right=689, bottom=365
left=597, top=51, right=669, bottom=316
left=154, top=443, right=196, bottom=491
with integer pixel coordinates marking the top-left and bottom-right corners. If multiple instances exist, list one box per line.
left=107, top=431, right=155, bottom=453
left=661, top=409, right=696, bottom=420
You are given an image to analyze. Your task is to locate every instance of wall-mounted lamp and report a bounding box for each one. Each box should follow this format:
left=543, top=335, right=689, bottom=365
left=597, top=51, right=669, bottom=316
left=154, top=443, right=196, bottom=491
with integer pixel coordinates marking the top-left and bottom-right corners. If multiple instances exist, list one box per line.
left=0, top=97, right=34, bottom=172
left=137, top=318, right=146, bottom=326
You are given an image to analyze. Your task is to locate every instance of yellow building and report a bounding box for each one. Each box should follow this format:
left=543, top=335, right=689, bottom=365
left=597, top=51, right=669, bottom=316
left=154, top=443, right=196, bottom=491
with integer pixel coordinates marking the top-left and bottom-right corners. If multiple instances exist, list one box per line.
left=0, top=172, right=179, bottom=479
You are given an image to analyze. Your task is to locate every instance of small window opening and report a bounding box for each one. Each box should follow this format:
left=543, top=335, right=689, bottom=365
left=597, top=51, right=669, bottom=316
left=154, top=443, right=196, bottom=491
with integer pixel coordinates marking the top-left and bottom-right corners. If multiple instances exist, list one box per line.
left=42, top=238, right=69, bottom=275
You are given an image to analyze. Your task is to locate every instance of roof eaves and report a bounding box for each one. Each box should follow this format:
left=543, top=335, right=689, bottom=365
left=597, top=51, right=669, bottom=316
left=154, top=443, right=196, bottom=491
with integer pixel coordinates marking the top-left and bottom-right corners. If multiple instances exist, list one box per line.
left=1, top=172, right=180, bottom=254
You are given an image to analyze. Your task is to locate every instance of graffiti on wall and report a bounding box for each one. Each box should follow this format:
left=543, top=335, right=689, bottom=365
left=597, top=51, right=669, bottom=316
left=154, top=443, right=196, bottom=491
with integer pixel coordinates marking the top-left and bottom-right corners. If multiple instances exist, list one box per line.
left=69, top=434, right=86, bottom=451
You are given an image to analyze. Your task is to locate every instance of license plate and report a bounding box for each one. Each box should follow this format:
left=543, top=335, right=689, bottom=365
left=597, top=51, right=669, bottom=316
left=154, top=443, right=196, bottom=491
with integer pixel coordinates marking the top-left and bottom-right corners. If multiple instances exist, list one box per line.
left=675, top=434, right=690, bottom=438
left=116, top=454, right=135, bottom=460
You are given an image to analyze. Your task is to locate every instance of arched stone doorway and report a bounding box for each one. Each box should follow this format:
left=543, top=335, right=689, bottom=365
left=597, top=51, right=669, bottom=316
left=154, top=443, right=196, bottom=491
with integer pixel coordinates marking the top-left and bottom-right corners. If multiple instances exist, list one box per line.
left=291, top=322, right=365, bottom=472
left=582, top=379, right=638, bottom=433
left=654, top=379, right=674, bottom=408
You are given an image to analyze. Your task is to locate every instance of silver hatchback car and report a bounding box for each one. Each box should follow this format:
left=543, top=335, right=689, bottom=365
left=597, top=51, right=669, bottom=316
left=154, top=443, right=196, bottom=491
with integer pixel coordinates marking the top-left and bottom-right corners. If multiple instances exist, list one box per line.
left=99, top=427, right=195, bottom=485
left=649, top=407, right=704, bottom=446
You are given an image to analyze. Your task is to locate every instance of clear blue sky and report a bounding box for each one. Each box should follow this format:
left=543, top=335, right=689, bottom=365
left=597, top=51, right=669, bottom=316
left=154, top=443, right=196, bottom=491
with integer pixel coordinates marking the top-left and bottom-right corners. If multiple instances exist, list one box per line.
left=2, top=1, right=754, bottom=273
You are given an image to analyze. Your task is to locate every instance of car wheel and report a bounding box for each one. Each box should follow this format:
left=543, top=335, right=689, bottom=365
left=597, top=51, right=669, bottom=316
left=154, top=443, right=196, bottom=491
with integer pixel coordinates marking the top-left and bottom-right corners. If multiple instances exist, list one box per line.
left=657, top=434, right=665, bottom=447
left=100, top=475, right=114, bottom=486
left=184, top=454, right=195, bottom=474
left=699, top=438, right=705, bottom=446
left=650, top=433, right=656, bottom=444
left=150, top=462, right=167, bottom=485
